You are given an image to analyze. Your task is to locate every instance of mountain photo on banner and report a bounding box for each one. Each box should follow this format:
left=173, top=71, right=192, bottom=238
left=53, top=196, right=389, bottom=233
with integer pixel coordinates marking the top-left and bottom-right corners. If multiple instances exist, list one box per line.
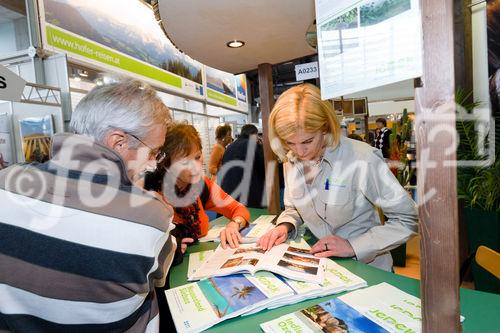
left=205, top=66, right=236, bottom=98
left=43, top=0, right=202, bottom=84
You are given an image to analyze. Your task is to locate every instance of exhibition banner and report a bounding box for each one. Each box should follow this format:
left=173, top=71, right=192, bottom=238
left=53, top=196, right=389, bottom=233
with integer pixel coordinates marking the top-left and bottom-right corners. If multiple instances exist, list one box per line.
left=235, top=74, right=249, bottom=111
left=39, top=0, right=204, bottom=98
left=205, top=65, right=238, bottom=108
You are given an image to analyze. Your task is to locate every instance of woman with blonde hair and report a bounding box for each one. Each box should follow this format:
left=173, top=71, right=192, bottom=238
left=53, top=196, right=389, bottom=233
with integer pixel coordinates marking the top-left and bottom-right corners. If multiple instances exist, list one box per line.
left=257, top=83, right=418, bottom=271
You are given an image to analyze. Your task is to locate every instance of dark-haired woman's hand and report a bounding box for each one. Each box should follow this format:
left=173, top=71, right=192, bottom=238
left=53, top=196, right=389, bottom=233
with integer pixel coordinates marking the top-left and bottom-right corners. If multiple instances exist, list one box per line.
left=220, top=222, right=242, bottom=249
left=180, top=238, right=194, bottom=253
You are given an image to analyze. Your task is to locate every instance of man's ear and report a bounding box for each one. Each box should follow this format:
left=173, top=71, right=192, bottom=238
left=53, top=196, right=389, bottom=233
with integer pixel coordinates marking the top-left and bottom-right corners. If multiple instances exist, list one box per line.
left=104, top=130, right=128, bottom=155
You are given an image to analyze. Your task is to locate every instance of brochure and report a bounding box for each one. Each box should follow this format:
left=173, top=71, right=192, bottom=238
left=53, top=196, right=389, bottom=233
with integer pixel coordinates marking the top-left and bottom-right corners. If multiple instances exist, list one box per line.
left=265, top=259, right=368, bottom=310
left=261, top=282, right=465, bottom=333
left=261, top=297, right=390, bottom=333
left=189, top=241, right=326, bottom=284
left=166, top=272, right=294, bottom=333
left=187, top=250, right=214, bottom=280
left=18, top=115, right=54, bottom=163
left=198, top=214, right=276, bottom=243
left=188, top=238, right=311, bottom=280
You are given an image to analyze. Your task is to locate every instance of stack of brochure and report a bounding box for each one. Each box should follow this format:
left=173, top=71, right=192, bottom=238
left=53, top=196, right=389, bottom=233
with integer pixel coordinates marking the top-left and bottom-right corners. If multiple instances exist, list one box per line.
left=170, top=240, right=367, bottom=332
left=188, top=241, right=326, bottom=284
left=260, top=282, right=465, bottom=333
left=262, top=259, right=367, bottom=311
left=166, top=271, right=294, bottom=333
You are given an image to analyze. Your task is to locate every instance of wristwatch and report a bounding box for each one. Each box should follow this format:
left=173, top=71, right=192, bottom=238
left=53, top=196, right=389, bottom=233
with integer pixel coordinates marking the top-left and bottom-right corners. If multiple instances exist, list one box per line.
left=231, top=216, right=248, bottom=230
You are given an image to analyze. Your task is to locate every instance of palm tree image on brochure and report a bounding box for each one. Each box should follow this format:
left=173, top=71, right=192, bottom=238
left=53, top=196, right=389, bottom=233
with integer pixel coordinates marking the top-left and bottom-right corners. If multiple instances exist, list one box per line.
left=198, top=274, right=267, bottom=318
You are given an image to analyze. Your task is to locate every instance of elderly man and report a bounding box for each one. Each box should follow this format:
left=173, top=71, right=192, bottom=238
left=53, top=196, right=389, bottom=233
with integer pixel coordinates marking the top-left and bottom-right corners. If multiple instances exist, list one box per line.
left=0, top=80, right=174, bottom=332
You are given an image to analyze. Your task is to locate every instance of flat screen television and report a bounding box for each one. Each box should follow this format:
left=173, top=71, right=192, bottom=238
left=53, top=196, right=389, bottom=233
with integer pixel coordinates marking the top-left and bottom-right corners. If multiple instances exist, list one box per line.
left=316, top=0, right=423, bottom=100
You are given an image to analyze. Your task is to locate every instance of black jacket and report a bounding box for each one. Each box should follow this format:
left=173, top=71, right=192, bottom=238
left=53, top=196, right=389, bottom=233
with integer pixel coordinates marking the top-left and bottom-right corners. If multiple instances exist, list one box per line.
left=219, top=137, right=266, bottom=208
left=374, top=128, right=392, bottom=158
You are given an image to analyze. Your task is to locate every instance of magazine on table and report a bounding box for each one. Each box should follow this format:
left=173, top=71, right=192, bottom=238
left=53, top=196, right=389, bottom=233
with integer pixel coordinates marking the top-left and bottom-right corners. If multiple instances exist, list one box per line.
left=165, top=271, right=294, bottom=333
left=189, top=239, right=326, bottom=284
left=198, top=214, right=277, bottom=243
left=260, top=282, right=465, bottom=333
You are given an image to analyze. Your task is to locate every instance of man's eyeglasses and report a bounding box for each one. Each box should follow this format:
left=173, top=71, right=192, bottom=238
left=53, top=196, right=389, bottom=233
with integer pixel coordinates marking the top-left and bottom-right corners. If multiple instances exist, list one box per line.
left=126, top=132, right=166, bottom=163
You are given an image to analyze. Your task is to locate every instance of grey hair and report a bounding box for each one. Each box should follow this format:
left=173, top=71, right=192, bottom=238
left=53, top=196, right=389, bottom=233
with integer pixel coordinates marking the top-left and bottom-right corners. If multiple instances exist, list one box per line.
left=70, top=80, right=172, bottom=145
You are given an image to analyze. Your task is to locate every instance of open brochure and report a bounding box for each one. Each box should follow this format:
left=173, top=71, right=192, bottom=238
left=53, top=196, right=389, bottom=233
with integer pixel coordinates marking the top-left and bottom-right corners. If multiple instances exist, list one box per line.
left=261, top=282, right=465, bottom=333
left=189, top=240, right=326, bottom=284
left=263, top=259, right=368, bottom=311
left=188, top=250, right=214, bottom=280
left=243, top=259, right=367, bottom=316
left=165, top=271, right=294, bottom=333
left=198, top=214, right=277, bottom=243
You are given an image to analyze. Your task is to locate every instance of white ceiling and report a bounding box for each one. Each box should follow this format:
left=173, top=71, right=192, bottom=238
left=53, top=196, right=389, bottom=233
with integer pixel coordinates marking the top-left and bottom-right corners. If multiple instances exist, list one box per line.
left=158, top=0, right=316, bottom=74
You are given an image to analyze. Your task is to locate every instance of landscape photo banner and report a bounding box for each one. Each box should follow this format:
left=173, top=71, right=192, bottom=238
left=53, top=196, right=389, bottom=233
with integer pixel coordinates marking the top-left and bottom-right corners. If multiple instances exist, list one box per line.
left=39, top=0, right=204, bottom=98
left=203, top=68, right=248, bottom=112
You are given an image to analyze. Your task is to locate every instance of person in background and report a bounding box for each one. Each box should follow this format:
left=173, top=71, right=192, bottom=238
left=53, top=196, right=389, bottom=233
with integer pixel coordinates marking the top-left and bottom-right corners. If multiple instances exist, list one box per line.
left=145, top=123, right=250, bottom=253
left=0, top=153, right=5, bottom=169
left=257, top=83, right=418, bottom=272
left=220, top=124, right=266, bottom=208
left=347, top=133, right=364, bottom=142
left=0, top=80, right=175, bottom=332
left=374, top=117, right=392, bottom=158
left=208, top=124, right=232, bottom=180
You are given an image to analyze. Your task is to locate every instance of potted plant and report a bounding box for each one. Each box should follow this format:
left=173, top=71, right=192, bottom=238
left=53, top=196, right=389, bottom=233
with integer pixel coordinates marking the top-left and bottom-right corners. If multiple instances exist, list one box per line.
left=456, top=89, right=500, bottom=294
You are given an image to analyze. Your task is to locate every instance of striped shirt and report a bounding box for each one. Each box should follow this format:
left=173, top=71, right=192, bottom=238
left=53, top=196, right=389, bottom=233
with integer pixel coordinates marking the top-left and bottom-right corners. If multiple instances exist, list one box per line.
left=0, top=133, right=175, bottom=332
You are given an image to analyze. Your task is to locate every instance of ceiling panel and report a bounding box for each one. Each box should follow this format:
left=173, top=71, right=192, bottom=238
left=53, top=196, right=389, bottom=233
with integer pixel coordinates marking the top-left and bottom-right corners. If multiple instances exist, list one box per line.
left=159, top=0, right=316, bottom=74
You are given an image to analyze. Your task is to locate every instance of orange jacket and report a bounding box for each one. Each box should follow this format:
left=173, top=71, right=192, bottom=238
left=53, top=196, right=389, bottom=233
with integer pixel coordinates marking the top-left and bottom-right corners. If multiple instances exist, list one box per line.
left=171, top=176, right=250, bottom=237
left=208, top=143, right=225, bottom=176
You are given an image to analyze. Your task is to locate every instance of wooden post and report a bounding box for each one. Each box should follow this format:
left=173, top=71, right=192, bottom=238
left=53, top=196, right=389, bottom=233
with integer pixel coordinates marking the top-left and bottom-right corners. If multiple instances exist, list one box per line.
left=416, top=1, right=460, bottom=332
left=258, top=63, right=281, bottom=214
left=454, top=0, right=473, bottom=271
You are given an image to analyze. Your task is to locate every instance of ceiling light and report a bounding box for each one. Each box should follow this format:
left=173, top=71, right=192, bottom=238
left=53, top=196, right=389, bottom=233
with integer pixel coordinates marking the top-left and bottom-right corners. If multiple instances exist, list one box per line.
left=226, top=40, right=245, bottom=48
left=79, top=70, right=89, bottom=77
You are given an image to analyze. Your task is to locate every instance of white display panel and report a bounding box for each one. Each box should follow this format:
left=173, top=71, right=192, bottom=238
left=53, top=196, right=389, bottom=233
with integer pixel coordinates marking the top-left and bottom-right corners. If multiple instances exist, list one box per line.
left=192, top=114, right=210, bottom=175
left=316, top=0, right=422, bottom=99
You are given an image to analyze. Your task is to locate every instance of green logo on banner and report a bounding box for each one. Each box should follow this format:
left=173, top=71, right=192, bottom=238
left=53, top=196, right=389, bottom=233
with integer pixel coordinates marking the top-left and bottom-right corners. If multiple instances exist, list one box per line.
left=207, top=88, right=237, bottom=106
left=46, top=25, right=182, bottom=89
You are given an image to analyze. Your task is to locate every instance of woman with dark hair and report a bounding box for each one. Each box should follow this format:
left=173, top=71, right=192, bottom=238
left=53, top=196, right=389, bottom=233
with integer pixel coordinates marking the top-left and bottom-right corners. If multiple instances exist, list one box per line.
left=145, top=123, right=249, bottom=254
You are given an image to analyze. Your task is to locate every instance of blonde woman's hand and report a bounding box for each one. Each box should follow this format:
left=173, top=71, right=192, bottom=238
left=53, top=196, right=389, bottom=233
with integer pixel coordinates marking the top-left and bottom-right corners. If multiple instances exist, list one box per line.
left=309, top=235, right=355, bottom=258
left=220, top=221, right=242, bottom=249
left=256, top=223, right=293, bottom=251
